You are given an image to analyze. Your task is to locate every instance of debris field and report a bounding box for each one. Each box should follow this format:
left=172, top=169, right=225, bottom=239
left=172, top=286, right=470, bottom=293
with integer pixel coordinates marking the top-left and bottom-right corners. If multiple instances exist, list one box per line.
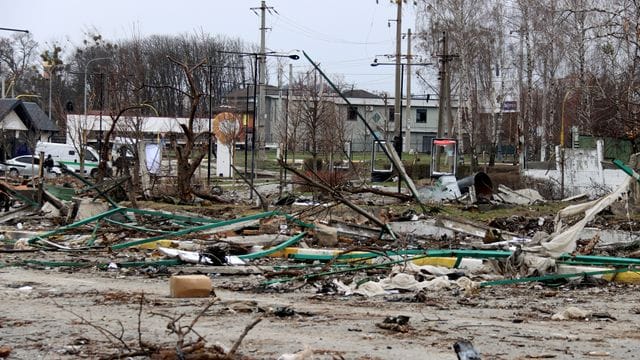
left=2, top=165, right=640, bottom=360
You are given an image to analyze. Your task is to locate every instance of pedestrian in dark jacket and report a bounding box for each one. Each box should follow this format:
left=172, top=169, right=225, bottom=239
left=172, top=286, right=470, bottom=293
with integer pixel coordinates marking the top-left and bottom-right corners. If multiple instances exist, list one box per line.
left=43, top=155, right=54, bottom=172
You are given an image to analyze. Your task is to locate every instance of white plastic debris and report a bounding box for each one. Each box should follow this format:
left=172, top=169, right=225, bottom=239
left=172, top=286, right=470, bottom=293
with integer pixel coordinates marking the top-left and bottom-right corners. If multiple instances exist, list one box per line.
left=158, top=247, right=213, bottom=265
left=225, top=256, right=246, bottom=266
left=353, top=281, right=387, bottom=297
left=551, top=306, right=591, bottom=320
left=278, top=346, right=314, bottom=360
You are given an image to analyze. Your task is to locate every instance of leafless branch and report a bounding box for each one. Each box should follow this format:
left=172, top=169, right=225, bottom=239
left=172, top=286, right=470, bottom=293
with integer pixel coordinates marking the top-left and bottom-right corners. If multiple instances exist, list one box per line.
left=137, top=293, right=144, bottom=350
left=231, top=163, right=268, bottom=211
left=56, top=302, right=132, bottom=352
left=280, top=159, right=391, bottom=231
left=226, top=315, right=264, bottom=359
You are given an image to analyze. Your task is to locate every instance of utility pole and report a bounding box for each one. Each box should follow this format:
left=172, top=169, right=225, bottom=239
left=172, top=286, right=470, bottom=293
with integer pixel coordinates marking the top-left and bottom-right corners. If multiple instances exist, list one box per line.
left=393, top=0, right=403, bottom=157
left=404, top=28, right=412, bottom=153
left=436, top=32, right=458, bottom=139
left=284, top=63, right=293, bottom=189
left=277, top=63, right=283, bottom=197
left=437, top=32, right=448, bottom=139
left=523, top=19, right=532, bottom=168
left=253, top=0, right=272, bottom=162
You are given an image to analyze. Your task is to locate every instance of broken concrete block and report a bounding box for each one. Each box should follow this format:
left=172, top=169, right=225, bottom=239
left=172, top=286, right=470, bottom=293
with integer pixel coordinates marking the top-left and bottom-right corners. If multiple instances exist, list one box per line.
left=315, top=223, right=338, bottom=247
left=496, top=184, right=544, bottom=205
left=169, top=275, right=213, bottom=298
left=40, top=201, right=61, bottom=219
left=259, top=217, right=281, bottom=234
left=73, top=198, right=109, bottom=222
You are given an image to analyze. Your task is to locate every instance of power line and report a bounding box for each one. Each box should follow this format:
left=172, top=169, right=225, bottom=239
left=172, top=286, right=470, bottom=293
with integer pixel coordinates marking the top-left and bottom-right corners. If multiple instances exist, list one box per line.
left=272, top=12, right=390, bottom=45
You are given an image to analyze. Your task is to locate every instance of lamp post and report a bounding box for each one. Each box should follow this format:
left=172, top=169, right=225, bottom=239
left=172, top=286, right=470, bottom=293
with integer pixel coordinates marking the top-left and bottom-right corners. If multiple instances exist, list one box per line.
left=216, top=50, right=299, bottom=199
left=83, top=57, right=110, bottom=161
left=45, top=63, right=65, bottom=122
left=98, top=72, right=104, bottom=156
left=83, top=58, right=110, bottom=124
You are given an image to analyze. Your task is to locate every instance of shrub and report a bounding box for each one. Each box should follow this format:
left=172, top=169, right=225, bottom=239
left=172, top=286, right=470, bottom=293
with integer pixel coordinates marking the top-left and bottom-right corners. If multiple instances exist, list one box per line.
left=303, top=157, right=323, bottom=171
left=293, top=168, right=354, bottom=193
left=403, top=161, right=430, bottom=179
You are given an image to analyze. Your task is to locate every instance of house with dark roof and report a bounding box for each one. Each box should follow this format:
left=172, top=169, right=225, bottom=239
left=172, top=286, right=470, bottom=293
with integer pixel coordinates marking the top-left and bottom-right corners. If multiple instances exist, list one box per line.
left=0, top=99, right=59, bottom=160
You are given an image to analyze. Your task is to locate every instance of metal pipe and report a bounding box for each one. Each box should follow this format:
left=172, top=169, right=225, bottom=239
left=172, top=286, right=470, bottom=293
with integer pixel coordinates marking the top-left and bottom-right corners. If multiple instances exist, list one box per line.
left=456, top=172, right=493, bottom=200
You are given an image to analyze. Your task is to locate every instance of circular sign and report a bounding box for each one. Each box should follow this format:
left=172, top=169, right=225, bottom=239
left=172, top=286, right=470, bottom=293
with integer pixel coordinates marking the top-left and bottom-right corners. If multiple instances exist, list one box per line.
left=213, top=112, right=242, bottom=145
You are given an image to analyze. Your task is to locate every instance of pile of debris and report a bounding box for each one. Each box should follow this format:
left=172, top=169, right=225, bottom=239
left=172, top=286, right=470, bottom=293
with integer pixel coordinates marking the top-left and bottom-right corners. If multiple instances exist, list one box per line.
left=2, top=159, right=640, bottom=359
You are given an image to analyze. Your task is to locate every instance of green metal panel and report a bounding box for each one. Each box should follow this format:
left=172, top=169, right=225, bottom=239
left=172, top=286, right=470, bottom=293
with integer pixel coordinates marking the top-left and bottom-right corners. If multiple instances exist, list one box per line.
left=238, top=232, right=307, bottom=259
left=110, top=211, right=277, bottom=250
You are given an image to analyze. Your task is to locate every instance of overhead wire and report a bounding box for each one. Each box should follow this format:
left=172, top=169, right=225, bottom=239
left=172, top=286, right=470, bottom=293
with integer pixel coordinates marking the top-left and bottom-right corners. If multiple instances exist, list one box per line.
left=271, top=11, right=392, bottom=46
left=253, top=2, right=416, bottom=92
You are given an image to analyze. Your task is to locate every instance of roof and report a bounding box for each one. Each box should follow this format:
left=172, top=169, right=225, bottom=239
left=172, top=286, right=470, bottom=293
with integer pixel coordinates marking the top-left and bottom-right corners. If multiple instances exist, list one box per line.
left=342, top=89, right=380, bottom=99
left=0, top=99, right=16, bottom=118
left=69, top=114, right=210, bottom=134
left=0, top=99, right=59, bottom=132
left=23, top=102, right=59, bottom=131
left=225, top=86, right=381, bottom=102
left=225, top=84, right=282, bottom=99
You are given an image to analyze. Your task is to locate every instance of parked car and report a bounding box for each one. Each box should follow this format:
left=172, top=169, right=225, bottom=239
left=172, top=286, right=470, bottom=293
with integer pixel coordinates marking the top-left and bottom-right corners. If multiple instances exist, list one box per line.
left=0, top=155, right=62, bottom=178
left=36, top=141, right=107, bottom=177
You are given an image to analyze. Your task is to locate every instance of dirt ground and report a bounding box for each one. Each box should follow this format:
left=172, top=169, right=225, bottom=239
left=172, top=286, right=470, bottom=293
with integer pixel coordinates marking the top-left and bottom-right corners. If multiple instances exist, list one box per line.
left=2, top=262, right=640, bottom=360
left=2, top=170, right=640, bottom=359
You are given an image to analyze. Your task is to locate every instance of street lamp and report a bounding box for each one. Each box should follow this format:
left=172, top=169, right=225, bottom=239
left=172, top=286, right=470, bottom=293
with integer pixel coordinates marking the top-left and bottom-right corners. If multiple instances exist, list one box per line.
left=83, top=57, right=110, bottom=149
left=216, top=50, right=299, bottom=199
left=44, top=63, right=65, bottom=122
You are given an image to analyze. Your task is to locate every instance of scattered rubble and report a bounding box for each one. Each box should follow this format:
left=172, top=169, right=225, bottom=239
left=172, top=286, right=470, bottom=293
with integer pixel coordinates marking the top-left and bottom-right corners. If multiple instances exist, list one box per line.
left=2, top=159, right=640, bottom=359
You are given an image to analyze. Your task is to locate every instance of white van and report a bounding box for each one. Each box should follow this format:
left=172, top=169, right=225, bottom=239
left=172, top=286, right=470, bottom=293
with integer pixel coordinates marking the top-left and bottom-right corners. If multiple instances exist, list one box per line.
left=35, top=142, right=105, bottom=177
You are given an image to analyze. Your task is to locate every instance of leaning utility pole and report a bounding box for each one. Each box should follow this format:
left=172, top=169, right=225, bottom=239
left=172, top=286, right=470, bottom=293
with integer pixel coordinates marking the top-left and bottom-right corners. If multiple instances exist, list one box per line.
left=393, top=0, right=403, bottom=156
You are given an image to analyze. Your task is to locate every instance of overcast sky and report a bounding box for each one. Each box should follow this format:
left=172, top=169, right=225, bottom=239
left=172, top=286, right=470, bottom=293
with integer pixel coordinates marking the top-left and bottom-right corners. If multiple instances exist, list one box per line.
left=5, top=0, right=425, bottom=94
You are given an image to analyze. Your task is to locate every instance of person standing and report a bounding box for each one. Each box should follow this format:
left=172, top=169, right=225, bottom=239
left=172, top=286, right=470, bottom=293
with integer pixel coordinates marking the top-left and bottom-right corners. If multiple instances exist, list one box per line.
left=43, top=154, right=54, bottom=173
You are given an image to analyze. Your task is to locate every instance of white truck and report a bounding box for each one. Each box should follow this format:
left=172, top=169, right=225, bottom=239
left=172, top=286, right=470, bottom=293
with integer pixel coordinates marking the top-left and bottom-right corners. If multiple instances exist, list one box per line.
left=35, top=142, right=106, bottom=177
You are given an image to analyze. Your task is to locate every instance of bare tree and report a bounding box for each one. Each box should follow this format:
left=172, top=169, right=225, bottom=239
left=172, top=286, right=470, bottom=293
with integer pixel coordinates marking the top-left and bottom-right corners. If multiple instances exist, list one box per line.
left=0, top=32, right=39, bottom=97
left=165, top=56, right=209, bottom=202
left=418, top=0, right=495, bottom=168
left=290, top=69, right=340, bottom=173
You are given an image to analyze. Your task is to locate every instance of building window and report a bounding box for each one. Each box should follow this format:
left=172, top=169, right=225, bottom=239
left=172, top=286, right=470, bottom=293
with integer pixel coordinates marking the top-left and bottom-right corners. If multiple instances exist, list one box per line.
left=347, top=106, right=358, bottom=121
left=388, top=106, right=395, bottom=122
left=416, top=108, right=427, bottom=123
